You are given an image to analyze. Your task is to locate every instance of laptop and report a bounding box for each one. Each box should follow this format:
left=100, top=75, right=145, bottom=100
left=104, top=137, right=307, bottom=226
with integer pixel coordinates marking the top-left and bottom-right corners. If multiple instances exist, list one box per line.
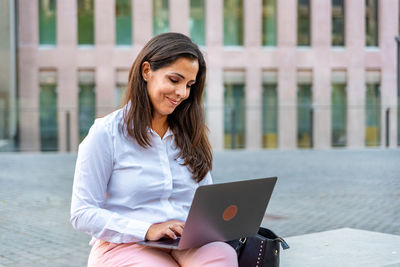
left=136, top=177, right=277, bottom=250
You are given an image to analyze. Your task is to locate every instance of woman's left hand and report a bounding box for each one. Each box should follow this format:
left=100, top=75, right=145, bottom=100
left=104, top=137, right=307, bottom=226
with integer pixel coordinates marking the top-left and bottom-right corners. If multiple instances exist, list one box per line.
left=145, top=220, right=185, bottom=241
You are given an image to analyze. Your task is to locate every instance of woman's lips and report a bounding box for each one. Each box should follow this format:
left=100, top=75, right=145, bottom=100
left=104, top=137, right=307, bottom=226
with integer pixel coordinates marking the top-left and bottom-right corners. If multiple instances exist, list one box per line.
left=166, top=97, right=179, bottom=106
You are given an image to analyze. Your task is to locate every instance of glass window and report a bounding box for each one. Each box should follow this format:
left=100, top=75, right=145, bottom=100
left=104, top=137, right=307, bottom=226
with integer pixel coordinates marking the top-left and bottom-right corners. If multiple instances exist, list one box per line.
left=202, top=87, right=207, bottom=124
left=116, top=69, right=129, bottom=108
left=297, top=0, right=311, bottom=46
left=39, top=70, right=58, bottom=151
left=365, top=83, right=381, bottom=146
left=297, top=84, right=312, bottom=148
left=224, top=72, right=245, bottom=149
left=39, top=0, right=56, bottom=45
left=115, top=85, right=127, bottom=108
left=332, top=83, right=347, bottom=146
left=116, top=0, right=132, bottom=45
left=332, top=0, right=345, bottom=46
left=40, top=85, right=58, bottom=151
left=262, top=83, right=278, bottom=148
left=190, top=0, right=205, bottom=45
left=78, top=71, right=96, bottom=142
left=398, top=95, right=400, bottom=146
left=262, top=0, right=277, bottom=46
left=0, top=97, right=6, bottom=140
left=224, top=0, right=243, bottom=46
left=78, top=0, right=94, bottom=45
left=154, top=0, right=169, bottom=36
left=365, top=0, right=378, bottom=47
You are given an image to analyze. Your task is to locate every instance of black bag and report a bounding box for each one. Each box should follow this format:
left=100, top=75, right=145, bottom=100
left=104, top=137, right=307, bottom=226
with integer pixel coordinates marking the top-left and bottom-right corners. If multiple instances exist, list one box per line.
left=227, top=227, right=290, bottom=267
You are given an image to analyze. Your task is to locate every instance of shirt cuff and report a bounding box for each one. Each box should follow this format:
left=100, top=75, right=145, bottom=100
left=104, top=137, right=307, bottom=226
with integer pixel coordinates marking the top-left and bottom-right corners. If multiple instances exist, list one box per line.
left=124, top=219, right=153, bottom=242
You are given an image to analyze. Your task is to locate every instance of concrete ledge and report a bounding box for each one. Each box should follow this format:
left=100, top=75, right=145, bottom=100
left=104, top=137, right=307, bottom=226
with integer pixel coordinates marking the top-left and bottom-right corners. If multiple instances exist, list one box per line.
left=280, top=228, right=400, bottom=267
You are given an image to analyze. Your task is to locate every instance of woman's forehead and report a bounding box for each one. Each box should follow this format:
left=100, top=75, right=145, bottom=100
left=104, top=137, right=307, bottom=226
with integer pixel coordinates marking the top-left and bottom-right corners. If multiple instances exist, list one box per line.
left=162, top=58, right=199, bottom=80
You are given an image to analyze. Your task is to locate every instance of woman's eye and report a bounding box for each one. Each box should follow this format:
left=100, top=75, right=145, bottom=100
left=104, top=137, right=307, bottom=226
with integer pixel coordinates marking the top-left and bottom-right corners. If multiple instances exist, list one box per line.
left=169, top=78, right=178, bottom=83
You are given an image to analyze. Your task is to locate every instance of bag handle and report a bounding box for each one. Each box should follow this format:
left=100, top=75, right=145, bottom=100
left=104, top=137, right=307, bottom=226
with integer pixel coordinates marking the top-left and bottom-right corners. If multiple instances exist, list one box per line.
left=276, top=237, right=290, bottom=250
left=258, top=227, right=290, bottom=250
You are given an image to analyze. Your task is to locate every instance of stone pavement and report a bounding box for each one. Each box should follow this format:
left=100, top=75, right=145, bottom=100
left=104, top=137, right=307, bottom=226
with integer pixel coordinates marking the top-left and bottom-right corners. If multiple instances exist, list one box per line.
left=0, top=149, right=399, bottom=266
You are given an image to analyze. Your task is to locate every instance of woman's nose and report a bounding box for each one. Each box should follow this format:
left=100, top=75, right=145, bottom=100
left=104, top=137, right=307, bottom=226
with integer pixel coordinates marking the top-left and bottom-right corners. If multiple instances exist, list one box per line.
left=176, top=85, right=187, bottom=99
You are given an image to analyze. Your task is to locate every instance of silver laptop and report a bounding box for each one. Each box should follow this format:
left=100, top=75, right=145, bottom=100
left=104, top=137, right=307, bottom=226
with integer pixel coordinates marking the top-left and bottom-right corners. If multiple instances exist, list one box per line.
left=136, top=177, right=277, bottom=250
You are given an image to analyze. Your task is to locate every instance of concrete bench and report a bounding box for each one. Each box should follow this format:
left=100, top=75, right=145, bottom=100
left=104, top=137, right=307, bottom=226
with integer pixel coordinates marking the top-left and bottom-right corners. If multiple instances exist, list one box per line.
left=280, top=228, right=400, bottom=267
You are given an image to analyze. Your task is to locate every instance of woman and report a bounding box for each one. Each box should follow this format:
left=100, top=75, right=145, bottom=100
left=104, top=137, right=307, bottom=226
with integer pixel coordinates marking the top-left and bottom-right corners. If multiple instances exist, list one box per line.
left=70, top=32, right=238, bottom=267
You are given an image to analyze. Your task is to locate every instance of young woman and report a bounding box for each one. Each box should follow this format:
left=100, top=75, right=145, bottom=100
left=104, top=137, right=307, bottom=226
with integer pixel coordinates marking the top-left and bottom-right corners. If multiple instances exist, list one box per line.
left=70, top=33, right=238, bottom=267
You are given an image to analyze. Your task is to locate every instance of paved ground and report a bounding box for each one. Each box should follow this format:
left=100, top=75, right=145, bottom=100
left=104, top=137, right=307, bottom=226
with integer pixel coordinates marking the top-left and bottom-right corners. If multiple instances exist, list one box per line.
left=0, top=149, right=399, bottom=266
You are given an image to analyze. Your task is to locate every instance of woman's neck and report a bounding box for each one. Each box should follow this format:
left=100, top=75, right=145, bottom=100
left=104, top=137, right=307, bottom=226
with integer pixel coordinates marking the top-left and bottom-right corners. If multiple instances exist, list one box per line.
left=151, top=115, right=169, bottom=139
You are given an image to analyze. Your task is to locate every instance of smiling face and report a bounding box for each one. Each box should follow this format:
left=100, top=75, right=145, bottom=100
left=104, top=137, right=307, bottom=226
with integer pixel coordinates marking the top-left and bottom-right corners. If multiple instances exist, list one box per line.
left=142, top=57, right=199, bottom=120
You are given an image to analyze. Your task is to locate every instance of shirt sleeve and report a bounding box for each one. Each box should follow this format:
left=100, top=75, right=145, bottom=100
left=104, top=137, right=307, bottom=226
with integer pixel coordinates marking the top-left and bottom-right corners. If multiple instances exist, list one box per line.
left=70, top=119, right=152, bottom=244
left=199, top=171, right=213, bottom=186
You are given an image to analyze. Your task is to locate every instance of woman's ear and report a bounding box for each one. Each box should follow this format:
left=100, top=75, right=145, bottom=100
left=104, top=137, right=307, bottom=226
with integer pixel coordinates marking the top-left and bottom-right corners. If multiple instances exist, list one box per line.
left=141, top=61, right=151, bottom=82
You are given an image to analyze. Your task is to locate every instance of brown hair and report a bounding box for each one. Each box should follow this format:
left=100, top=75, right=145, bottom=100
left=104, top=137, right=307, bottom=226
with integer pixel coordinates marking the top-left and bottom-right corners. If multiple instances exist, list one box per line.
left=123, top=32, right=212, bottom=182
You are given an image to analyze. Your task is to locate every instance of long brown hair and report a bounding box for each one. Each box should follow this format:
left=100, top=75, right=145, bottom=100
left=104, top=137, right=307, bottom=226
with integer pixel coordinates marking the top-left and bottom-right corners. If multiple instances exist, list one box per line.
left=123, top=32, right=212, bottom=182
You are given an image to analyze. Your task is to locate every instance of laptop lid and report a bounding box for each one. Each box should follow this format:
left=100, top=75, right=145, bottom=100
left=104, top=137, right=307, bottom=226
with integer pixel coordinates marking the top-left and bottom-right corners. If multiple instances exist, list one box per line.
left=137, top=177, right=277, bottom=250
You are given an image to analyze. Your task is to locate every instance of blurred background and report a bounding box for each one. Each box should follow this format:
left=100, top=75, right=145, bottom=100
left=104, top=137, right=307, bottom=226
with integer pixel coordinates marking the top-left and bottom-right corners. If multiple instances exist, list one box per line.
left=0, top=0, right=400, bottom=266
left=0, top=0, right=399, bottom=152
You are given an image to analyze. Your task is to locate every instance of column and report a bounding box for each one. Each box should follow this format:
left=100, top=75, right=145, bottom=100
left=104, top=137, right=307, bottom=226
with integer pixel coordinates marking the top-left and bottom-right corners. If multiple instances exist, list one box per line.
left=170, top=0, right=189, bottom=35
left=18, top=0, right=40, bottom=151
left=205, top=0, right=223, bottom=150
left=277, top=0, right=297, bottom=149
left=380, top=0, right=398, bottom=147
left=96, top=0, right=115, bottom=117
left=346, top=0, right=365, bottom=148
left=206, top=67, right=224, bottom=150
left=206, top=0, right=223, bottom=47
left=244, top=0, right=262, bottom=47
left=312, top=0, right=331, bottom=148
left=133, top=0, right=153, bottom=46
left=58, top=0, right=79, bottom=151
left=245, top=68, right=262, bottom=149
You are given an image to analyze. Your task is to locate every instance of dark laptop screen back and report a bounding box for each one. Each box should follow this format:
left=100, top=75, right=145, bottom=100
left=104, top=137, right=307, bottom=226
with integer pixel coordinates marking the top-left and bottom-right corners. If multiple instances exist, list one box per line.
left=178, top=177, right=277, bottom=249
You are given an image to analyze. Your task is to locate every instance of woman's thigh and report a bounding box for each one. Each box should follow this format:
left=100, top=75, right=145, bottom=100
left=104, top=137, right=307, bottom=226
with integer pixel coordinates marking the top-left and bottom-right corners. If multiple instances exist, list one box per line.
left=172, top=241, right=238, bottom=267
left=88, top=240, right=179, bottom=267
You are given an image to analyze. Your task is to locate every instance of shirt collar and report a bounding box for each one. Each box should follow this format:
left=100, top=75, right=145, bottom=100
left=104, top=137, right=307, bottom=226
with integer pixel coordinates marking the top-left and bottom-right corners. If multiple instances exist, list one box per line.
left=148, top=127, right=174, bottom=139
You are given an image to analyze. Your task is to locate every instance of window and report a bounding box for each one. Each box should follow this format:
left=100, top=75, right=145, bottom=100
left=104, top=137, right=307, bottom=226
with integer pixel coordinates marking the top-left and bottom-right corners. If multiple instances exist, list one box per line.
left=262, top=0, right=277, bottom=46
left=224, top=71, right=245, bottom=149
left=224, top=0, right=243, bottom=46
left=190, top=0, right=205, bottom=45
left=116, top=0, right=132, bottom=45
left=365, top=70, right=381, bottom=146
left=78, top=0, right=94, bottom=45
left=297, top=71, right=313, bottom=148
left=297, top=0, right=311, bottom=46
left=115, top=70, right=129, bottom=108
left=115, top=85, right=127, bottom=108
left=398, top=94, right=400, bottom=146
left=0, top=97, right=6, bottom=140
left=154, top=0, right=169, bottom=36
left=332, top=0, right=345, bottom=46
left=262, top=71, right=278, bottom=148
left=78, top=70, right=96, bottom=142
left=39, top=0, right=56, bottom=45
left=365, top=0, right=378, bottom=47
left=331, top=70, right=347, bottom=146
left=39, top=70, right=58, bottom=151
left=202, top=87, right=207, bottom=123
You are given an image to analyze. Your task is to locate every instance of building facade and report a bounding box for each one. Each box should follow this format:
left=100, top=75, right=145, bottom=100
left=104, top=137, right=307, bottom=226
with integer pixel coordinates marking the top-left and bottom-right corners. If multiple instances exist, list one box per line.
left=17, top=0, right=399, bottom=151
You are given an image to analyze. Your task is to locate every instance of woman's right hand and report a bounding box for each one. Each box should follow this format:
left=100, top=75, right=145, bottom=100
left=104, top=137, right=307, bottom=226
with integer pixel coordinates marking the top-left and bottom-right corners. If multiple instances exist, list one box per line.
left=145, top=220, right=185, bottom=241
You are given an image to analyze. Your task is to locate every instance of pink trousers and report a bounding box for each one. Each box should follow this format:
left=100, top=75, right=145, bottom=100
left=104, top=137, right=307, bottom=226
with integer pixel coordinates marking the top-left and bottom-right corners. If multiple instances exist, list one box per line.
left=88, top=239, right=238, bottom=267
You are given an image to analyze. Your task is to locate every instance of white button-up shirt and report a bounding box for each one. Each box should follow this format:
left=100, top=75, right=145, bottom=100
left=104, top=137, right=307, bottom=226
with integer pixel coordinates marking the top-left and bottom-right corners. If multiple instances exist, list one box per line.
left=70, top=107, right=212, bottom=245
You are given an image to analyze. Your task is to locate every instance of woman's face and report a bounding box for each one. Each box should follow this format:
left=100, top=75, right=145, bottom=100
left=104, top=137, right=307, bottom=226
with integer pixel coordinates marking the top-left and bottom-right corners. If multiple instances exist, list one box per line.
left=142, top=57, right=199, bottom=119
